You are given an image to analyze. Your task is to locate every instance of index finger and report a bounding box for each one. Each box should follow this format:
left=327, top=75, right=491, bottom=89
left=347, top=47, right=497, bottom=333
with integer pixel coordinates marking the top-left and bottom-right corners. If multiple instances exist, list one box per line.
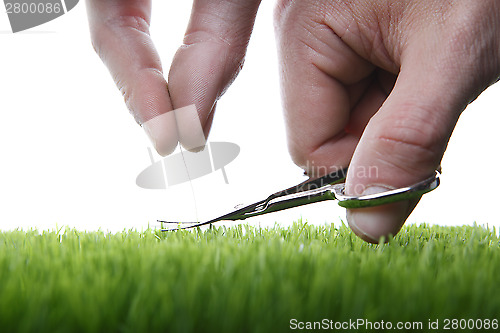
left=86, top=0, right=178, bottom=155
left=274, top=1, right=374, bottom=177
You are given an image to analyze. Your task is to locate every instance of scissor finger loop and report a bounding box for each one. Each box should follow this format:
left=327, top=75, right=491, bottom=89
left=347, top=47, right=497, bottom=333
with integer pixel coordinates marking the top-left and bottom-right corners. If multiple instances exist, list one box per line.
left=333, top=170, right=441, bottom=209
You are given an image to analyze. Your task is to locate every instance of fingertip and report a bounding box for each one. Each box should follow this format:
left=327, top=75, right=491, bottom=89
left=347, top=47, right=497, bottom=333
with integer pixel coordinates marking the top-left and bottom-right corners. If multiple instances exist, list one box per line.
left=142, top=112, right=178, bottom=156
left=347, top=200, right=410, bottom=244
left=345, top=185, right=418, bottom=243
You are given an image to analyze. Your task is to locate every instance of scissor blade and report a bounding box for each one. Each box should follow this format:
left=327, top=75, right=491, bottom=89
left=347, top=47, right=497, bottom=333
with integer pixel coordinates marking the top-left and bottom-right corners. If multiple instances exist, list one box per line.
left=160, top=168, right=348, bottom=231
left=159, top=199, right=268, bottom=231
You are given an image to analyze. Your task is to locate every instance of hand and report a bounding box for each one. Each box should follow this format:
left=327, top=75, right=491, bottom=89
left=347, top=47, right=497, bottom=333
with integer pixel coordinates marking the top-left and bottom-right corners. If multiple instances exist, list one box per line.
left=274, top=0, right=500, bottom=242
left=87, top=0, right=500, bottom=243
left=85, top=0, right=261, bottom=155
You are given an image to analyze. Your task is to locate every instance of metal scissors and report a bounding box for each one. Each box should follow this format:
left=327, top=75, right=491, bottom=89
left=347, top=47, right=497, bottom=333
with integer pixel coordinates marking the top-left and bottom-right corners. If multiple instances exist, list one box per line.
left=159, top=167, right=440, bottom=231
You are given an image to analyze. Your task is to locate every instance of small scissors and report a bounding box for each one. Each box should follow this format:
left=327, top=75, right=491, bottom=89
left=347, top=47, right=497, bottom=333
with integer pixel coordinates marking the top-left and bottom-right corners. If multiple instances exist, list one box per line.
left=159, top=167, right=440, bottom=231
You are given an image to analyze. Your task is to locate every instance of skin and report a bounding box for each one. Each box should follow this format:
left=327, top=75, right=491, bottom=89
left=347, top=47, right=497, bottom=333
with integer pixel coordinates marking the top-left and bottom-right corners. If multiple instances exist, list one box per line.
left=86, top=0, right=500, bottom=243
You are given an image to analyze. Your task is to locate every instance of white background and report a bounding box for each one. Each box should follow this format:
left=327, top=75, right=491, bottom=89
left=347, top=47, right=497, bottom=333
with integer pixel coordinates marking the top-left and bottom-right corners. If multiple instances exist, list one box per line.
left=0, top=2, right=498, bottom=233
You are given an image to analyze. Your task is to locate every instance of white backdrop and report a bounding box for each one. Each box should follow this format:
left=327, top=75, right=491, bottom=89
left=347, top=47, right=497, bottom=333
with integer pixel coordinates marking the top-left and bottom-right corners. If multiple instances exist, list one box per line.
left=0, top=2, right=498, bottom=232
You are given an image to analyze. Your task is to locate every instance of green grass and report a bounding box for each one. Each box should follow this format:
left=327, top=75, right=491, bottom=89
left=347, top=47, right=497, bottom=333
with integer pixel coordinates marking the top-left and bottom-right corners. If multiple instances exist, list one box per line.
left=1, top=222, right=499, bottom=332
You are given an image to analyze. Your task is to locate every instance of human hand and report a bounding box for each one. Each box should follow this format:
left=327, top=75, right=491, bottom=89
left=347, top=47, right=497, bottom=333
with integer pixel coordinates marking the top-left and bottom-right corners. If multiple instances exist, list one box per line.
left=274, top=0, right=500, bottom=242
left=87, top=0, right=500, bottom=243
left=86, top=0, right=261, bottom=155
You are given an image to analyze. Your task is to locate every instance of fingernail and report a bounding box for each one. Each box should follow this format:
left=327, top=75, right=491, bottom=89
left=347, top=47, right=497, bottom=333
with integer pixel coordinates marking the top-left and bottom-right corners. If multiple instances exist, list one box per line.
left=142, top=112, right=178, bottom=156
left=347, top=186, right=410, bottom=243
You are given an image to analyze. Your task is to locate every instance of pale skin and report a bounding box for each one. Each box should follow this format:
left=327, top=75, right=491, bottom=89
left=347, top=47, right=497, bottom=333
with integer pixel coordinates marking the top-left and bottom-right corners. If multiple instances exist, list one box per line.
left=86, top=0, right=500, bottom=243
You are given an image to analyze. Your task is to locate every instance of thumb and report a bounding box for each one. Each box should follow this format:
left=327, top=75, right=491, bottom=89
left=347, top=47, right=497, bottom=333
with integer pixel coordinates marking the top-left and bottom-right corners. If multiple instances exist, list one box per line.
left=345, top=51, right=466, bottom=243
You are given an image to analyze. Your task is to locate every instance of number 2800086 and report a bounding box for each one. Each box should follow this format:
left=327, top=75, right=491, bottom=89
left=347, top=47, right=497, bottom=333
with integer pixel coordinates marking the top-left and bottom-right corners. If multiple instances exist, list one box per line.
left=5, top=2, right=62, bottom=14
left=443, top=318, right=498, bottom=330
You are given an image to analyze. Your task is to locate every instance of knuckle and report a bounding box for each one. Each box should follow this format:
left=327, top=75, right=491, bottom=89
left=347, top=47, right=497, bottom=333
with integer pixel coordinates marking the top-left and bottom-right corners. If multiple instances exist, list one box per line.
left=90, top=14, right=150, bottom=62
left=105, top=14, right=150, bottom=35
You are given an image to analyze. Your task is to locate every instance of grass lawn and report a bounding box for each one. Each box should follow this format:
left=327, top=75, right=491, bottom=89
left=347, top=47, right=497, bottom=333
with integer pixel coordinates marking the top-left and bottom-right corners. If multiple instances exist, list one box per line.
left=1, top=222, right=499, bottom=332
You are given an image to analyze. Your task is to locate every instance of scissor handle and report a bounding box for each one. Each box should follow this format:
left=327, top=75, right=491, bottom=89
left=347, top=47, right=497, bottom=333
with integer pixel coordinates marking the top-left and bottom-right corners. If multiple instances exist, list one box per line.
left=332, top=170, right=440, bottom=209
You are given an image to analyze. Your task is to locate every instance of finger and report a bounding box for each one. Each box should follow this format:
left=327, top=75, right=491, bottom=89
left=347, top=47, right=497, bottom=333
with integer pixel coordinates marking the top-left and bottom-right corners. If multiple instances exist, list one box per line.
left=345, top=71, right=397, bottom=137
left=345, top=45, right=467, bottom=243
left=168, top=0, right=261, bottom=150
left=86, top=0, right=178, bottom=156
left=274, top=1, right=375, bottom=177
